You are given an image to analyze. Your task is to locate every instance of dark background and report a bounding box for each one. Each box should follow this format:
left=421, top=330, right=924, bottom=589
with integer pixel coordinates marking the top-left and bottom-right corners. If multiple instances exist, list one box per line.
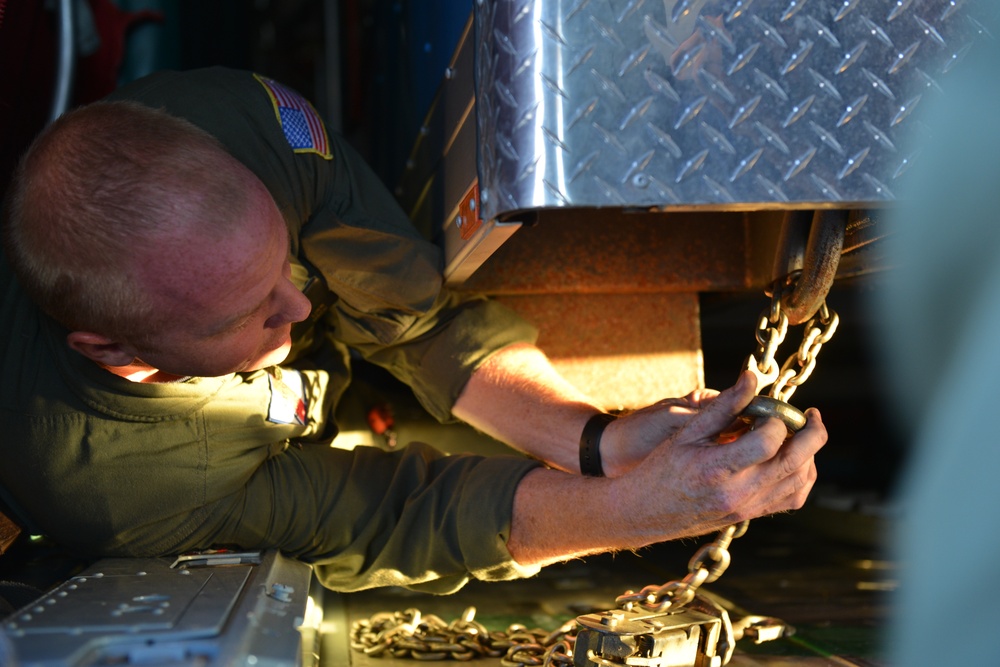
left=0, top=0, right=472, bottom=198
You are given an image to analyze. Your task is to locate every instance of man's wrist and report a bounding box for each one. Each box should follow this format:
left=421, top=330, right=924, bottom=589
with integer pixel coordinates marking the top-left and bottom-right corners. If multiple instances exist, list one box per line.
left=580, top=413, right=617, bottom=477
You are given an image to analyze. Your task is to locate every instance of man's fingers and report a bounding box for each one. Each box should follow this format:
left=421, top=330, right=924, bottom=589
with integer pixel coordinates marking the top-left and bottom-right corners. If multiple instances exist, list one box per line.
left=715, top=417, right=789, bottom=471
left=724, top=408, right=826, bottom=484
left=772, top=409, right=827, bottom=477
left=741, top=410, right=825, bottom=516
left=685, top=387, right=721, bottom=408
left=726, top=407, right=828, bottom=474
left=701, top=407, right=826, bottom=513
left=674, top=371, right=757, bottom=445
left=791, top=459, right=819, bottom=508
left=760, top=457, right=818, bottom=514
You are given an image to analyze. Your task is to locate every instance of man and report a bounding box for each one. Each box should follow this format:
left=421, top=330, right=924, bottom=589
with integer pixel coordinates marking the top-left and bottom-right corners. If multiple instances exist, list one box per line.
left=0, top=67, right=827, bottom=593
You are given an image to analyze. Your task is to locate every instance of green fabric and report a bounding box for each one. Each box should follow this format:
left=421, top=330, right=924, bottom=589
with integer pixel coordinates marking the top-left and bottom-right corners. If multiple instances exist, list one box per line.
left=106, top=67, right=537, bottom=422
left=0, top=67, right=541, bottom=593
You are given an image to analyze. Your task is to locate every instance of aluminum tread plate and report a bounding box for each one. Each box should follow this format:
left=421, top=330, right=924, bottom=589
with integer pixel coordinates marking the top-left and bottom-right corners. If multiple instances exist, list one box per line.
left=3, top=552, right=313, bottom=667
left=474, top=0, right=990, bottom=220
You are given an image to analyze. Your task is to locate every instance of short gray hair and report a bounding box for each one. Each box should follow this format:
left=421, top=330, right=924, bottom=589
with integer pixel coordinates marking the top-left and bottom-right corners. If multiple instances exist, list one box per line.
left=3, top=101, right=256, bottom=343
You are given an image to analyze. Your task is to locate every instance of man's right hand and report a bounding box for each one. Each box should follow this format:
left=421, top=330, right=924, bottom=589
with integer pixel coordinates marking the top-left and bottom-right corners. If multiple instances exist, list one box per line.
left=506, top=371, right=828, bottom=567
left=627, top=371, right=825, bottom=535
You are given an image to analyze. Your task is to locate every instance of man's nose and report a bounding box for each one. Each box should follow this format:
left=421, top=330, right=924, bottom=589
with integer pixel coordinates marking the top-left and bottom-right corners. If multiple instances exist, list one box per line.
left=267, top=277, right=313, bottom=329
left=287, top=280, right=313, bottom=324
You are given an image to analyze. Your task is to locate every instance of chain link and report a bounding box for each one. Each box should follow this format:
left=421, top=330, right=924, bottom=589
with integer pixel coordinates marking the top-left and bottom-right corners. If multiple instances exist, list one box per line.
left=753, top=308, right=788, bottom=382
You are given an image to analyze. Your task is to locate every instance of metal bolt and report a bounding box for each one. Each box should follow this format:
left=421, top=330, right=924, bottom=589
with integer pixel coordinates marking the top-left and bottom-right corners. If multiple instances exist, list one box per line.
left=601, top=611, right=626, bottom=627
left=269, top=583, right=294, bottom=603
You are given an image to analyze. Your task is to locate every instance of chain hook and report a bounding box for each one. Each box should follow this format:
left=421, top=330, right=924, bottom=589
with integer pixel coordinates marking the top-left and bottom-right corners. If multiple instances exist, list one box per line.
left=771, top=210, right=847, bottom=325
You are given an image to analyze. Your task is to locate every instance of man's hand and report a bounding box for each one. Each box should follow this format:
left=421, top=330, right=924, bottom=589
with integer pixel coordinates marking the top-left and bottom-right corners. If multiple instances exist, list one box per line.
left=600, top=387, right=721, bottom=477
left=506, top=371, right=827, bottom=566
left=627, top=371, right=824, bottom=533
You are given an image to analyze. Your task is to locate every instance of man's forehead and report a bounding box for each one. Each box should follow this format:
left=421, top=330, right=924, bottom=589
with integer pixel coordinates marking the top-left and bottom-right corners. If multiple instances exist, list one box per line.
left=135, top=208, right=288, bottom=314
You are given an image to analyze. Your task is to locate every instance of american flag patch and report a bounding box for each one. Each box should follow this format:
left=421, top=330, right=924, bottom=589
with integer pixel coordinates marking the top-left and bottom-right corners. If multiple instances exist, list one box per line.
left=254, top=73, right=332, bottom=160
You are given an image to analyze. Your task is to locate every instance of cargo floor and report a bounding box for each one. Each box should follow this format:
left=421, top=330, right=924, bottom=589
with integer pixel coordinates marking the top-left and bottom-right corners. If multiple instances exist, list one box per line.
left=320, top=508, right=892, bottom=667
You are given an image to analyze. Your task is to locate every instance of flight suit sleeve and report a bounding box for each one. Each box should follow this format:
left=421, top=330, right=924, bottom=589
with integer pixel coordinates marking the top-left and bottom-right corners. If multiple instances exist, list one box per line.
left=0, top=338, right=541, bottom=593
left=178, top=442, right=543, bottom=594
left=291, top=115, right=539, bottom=423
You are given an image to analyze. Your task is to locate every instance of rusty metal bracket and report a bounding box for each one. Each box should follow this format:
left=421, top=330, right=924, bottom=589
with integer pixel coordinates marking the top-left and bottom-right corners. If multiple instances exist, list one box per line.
left=771, top=210, right=847, bottom=325
left=0, top=508, right=22, bottom=557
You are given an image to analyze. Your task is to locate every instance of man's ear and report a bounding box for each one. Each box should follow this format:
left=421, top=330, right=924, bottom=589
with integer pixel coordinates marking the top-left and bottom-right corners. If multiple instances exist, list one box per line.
left=65, top=331, right=136, bottom=367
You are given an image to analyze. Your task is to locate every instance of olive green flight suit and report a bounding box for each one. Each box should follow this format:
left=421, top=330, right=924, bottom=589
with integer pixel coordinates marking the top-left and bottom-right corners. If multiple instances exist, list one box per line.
left=0, top=67, right=541, bottom=593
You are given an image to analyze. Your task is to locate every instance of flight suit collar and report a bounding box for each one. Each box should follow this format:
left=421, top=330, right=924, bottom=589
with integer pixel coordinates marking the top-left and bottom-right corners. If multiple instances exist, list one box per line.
left=45, top=317, right=234, bottom=421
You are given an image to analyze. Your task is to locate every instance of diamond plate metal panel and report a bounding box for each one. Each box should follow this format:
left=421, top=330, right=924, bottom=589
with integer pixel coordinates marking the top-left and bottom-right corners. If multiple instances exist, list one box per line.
left=4, top=552, right=313, bottom=666
left=474, top=0, right=990, bottom=221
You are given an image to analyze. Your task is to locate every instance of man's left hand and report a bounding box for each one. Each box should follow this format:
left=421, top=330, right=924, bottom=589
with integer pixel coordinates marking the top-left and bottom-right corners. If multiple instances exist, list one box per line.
left=600, top=387, right=721, bottom=477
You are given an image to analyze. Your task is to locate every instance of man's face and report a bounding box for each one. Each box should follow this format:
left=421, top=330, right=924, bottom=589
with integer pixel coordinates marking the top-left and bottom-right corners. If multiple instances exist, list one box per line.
left=128, top=185, right=313, bottom=377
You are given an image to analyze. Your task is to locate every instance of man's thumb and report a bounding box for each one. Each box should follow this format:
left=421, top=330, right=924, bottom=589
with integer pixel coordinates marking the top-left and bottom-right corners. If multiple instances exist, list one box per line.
left=674, top=371, right=756, bottom=444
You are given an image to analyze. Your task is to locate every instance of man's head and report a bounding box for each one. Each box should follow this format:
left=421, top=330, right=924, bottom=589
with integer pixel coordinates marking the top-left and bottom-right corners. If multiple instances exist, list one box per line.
left=3, top=101, right=311, bottom=378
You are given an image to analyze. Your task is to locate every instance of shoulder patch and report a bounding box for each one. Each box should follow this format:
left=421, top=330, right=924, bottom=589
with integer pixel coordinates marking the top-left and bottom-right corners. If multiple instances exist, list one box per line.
left=267, top=369, right=309, bottom=426
left=254, top=73, right=332, bottom=160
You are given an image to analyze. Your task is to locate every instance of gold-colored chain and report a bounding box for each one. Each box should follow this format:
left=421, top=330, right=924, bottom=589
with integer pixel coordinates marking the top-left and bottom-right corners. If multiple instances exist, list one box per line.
left=751, top=277, right=840, bottom=402
left=613, top=522, right=748, bottom=614
left=609, top=277, right=838, bottom=618
left=351, top=280, right=839, bottom=666
left=349, top=606, right=578, bottom=664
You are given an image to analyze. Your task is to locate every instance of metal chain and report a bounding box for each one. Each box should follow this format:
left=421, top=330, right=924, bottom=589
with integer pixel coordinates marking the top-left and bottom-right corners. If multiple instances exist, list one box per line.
left=770, top=301, right=838, bottom=402
left=751, top=277, right=839, bottom=402
left=348, top=521, right=748, bottom=667
left=350, top=606, right=578, bottom=664
left=350, top=279, right=838, bottom=666
left=613, top=521, right=748, bottom=613
left=589, top=278, right=839, bottom=661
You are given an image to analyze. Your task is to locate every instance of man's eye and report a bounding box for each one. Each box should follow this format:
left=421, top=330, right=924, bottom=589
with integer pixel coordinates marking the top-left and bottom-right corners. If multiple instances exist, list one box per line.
left=231, top=316, right=253, bottom=332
